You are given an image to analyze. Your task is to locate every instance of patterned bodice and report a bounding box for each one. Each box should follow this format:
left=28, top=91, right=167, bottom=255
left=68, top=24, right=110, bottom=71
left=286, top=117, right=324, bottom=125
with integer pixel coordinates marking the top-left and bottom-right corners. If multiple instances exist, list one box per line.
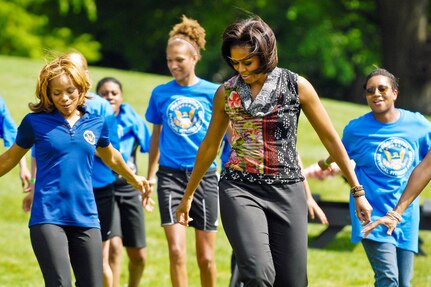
left=222, top=67, right=304, bottom=184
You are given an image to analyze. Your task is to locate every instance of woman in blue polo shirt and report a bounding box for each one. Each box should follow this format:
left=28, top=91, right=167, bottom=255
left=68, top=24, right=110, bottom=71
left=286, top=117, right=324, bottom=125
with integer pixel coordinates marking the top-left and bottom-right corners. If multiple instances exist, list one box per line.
left=145, top=16, right=219, bottom=287
left=0, top=55, right=149, bottom=287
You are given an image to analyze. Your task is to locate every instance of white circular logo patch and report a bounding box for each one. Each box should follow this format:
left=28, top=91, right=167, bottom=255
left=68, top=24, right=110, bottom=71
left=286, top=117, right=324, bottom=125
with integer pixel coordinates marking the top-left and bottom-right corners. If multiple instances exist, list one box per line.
left=83, top=130, right=96, bottom=145
left=167, top=97, right=205, bottom=136
left=374, top=137, right=414, bottom=177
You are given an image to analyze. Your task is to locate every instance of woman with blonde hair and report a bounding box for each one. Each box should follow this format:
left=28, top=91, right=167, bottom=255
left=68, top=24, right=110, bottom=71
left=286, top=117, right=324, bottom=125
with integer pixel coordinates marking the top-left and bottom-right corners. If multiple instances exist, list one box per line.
left=0, top=55, right=149, bottom=286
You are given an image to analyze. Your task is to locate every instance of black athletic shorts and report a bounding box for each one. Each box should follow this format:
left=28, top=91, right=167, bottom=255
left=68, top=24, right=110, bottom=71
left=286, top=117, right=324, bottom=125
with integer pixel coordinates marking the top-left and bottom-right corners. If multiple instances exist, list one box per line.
left=156, top=166, right=219, bottom=231
left=110, top=192, right=146, bottom=248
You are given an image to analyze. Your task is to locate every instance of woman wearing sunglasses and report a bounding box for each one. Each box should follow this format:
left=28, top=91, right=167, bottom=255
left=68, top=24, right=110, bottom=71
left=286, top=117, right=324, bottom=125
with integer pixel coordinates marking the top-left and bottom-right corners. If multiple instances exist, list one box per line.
left=319, top=68, right=431, bottom=287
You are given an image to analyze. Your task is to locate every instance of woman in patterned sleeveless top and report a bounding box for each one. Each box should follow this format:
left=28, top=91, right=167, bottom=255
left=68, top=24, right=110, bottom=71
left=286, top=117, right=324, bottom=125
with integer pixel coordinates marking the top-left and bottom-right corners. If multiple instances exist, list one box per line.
left=177, top=16, right=372, bottom=287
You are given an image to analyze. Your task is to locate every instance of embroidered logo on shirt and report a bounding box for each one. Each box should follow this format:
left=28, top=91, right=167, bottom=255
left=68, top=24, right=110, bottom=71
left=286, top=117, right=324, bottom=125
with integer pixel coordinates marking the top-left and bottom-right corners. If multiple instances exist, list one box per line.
left=167, top=97, right=205, bottom=136
left=374, top=137, right=414, bottom=177
left=83, top=130, right=96, bottom=145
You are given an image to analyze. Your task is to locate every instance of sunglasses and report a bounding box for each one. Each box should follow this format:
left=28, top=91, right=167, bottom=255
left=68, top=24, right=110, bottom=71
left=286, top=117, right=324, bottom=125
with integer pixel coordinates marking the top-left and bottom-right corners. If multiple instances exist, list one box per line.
left=365, top=85, right=389, bottom=96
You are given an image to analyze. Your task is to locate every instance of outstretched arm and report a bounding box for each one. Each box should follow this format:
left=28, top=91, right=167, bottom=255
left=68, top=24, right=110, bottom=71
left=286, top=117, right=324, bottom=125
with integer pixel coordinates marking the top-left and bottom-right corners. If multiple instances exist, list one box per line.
left=298, top=76, right=372, bottom=224
left=176, top=86, right=230, bottom=225
left=363, top=149, right=431, bottom=237
left=98, top=144, right=149, bottom=201
left=0, top=143, right=29, bottom=177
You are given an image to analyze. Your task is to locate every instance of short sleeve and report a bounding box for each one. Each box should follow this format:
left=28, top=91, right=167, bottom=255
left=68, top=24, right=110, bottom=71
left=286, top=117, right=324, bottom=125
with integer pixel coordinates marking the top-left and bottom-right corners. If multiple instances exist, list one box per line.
left=97, top=117, right=110, bottom=148
left=145, top=89, right=162, bottom=124
left=15, top=114, right=35, bottom=149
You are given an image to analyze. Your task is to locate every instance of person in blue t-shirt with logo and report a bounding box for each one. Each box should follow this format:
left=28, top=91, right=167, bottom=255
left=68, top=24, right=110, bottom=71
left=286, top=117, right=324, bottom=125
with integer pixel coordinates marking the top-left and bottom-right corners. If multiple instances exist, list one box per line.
left=145, top=15, right=220, bottom=287
left=319, top=68, right=431, bottom=287
left=0, top=96, right=30, bottom=189
left=97, top=76, right=152, bottom=287
left=2, top=54, right=149, bottom=287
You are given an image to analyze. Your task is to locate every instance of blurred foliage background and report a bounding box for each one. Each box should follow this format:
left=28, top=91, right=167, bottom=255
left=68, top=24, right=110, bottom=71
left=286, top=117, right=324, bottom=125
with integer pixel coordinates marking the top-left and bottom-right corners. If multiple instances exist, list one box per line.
left=2, top=0, right=431, bottom=112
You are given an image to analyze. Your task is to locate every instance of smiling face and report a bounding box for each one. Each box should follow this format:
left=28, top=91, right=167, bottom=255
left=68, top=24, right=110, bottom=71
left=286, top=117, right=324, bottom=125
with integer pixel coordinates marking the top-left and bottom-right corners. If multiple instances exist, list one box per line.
left=229, top=45, right=267, bottom=88
left=98, top=81, right=123, bottom=115
left=365, top=75, right=398, bottom=118
left=166, top=42, right=198, bottom=86
left=49, top=74, right=80, bottom=119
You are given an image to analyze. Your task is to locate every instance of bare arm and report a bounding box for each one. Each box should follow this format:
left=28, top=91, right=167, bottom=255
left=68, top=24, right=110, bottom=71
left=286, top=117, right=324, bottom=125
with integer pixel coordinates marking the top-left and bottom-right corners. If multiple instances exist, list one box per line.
left=298, top=76, right=372, bottom=223
left=298, top=155, right=328, bottom=224
left=97, top=144, right=149, bottom=198
left=0, top=143, right=29, bottom=177
left=363, top=149, right=431, bottom=237
left=176, top=86, right=230, bottom=225
left=147, top=124, right=161, bottom=186
left=18, top=156, right=31, bottom=191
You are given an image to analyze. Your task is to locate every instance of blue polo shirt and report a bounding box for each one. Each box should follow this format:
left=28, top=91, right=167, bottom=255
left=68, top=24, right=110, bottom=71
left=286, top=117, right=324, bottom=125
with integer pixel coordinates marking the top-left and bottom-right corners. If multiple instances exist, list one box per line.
left=16, top=109, right=110, bottom=228
left=0, top=96, right=18, bottom=147
left=85, top=93, right=119, bottom=188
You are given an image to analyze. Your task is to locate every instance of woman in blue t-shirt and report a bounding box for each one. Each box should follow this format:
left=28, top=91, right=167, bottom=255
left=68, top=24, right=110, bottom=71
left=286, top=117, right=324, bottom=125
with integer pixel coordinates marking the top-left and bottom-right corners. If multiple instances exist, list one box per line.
left=145, top=16, right=219, bottom=287
left=320, top=68, right=431, bottom=287
left=0, top=55, right=149, bottom=287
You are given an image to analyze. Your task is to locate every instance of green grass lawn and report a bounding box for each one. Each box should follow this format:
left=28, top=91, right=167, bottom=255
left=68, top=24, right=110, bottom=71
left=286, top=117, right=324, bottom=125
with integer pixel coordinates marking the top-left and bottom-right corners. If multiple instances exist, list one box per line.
left=0, top=55, right=431, bottom=286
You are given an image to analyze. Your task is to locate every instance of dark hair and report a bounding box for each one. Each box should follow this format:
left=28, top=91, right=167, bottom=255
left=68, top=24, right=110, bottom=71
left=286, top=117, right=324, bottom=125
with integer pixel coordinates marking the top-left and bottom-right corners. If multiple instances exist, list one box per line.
left=221, top=16, right=278, bottom=74
left=363, top=68, right=399, bottom=91
left=96, top=77, right=123, bottom=94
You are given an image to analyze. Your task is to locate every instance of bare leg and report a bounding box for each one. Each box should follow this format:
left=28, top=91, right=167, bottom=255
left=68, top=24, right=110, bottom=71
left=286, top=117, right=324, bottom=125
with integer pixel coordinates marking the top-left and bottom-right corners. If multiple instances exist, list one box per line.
left=164, top=224, right=188, bottom=287
left=109, top=236, right=123, bottom=287
left=102, top=239, right=113, bottom=287
left=126, top=247, right=147, bottom=287
left=195, top=229, right=217, bottom=287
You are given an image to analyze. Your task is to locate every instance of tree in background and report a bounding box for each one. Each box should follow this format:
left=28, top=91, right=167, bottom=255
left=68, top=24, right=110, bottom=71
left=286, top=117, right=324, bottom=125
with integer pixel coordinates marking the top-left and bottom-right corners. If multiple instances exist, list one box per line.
left=0, top=0, right=100, bottom=61
left=2, top=0, right=431, bottom=113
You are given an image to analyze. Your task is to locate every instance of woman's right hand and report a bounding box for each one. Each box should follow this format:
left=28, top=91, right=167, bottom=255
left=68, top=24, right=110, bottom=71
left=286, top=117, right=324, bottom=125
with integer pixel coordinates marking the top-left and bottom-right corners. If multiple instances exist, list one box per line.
left=354, top=195, right=373, bottom=225
left=176, top=196, right=194, bottom=226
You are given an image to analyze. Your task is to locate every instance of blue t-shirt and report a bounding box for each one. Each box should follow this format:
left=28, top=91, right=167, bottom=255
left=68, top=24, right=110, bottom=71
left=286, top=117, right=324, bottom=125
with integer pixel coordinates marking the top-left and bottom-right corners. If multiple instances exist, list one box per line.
left=0, top=96, right=18, bottom=147
left=343, top=109, right=431, bottom=252
left=85, top=93, right=119, bottom=188
left=16, top=110, right=110, bottom=228
left=145, top=79, right=219, bottom=169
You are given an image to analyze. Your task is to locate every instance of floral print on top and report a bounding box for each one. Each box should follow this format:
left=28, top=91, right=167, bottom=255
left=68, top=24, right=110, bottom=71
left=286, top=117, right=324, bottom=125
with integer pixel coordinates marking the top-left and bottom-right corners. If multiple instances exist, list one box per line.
left=221, top=67, right=304, bottom=184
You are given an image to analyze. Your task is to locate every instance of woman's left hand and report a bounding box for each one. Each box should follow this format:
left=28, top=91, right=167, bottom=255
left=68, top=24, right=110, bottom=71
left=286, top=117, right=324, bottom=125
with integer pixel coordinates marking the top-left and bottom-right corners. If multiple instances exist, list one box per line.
left=362, top=215, right=398, bottom=237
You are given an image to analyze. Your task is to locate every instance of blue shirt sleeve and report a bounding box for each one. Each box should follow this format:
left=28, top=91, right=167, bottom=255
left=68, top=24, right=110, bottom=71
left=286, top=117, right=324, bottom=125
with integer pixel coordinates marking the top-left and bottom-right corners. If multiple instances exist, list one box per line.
left=145, top=89, right=163, bottom=124
left=0, top=97, right=18, bottom=147
left=97, top=117, right=110, bottom=148
left=15, top=114, right=35, bottom=149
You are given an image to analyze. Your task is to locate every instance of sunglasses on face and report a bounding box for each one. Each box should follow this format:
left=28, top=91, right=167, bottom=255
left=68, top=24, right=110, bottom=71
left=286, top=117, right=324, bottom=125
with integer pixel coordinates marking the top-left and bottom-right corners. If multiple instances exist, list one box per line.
left=365, top=85, right=389, bottom=96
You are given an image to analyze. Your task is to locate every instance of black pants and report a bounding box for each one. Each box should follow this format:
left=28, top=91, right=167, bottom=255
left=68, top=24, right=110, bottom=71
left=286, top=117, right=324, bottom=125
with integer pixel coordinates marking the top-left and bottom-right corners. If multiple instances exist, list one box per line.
left=30, top=224, right=103, bottom=287
left=219, top=179, right=308, bottom=287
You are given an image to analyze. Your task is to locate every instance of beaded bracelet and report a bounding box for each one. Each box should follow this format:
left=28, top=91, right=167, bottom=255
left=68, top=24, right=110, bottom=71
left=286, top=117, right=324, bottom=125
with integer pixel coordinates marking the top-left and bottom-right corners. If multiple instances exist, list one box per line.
left=387, top=210, right=402, bottom=223
left=350, top=185, right=363, bottom=193
left=352, top=190, right=366, bottom=198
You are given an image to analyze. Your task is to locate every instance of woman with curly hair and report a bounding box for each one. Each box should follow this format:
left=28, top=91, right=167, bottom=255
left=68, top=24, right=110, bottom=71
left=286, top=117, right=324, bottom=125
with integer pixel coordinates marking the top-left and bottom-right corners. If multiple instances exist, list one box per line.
left=145, top=16, right=220, bottom=287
